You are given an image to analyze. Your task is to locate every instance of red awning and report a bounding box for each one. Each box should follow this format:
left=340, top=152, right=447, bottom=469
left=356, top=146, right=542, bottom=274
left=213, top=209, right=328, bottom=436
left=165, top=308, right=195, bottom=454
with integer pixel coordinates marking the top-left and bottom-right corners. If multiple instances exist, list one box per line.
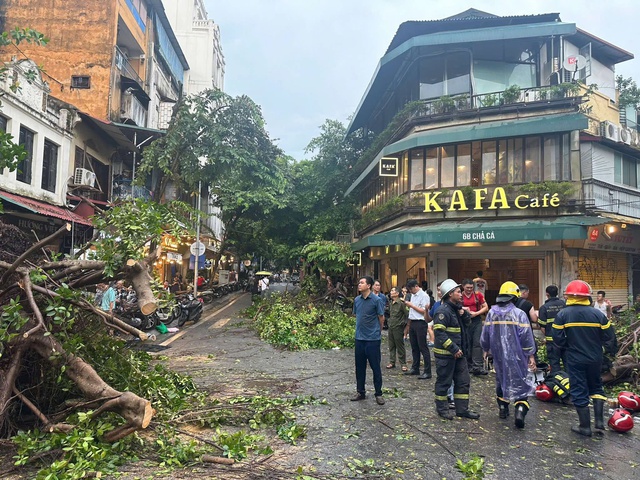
left=0, top=190, right=93, bottom=226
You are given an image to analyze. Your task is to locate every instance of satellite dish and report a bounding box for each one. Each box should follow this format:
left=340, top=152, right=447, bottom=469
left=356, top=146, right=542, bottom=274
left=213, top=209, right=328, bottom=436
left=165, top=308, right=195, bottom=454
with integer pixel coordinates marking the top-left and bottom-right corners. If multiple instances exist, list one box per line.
left=563, top=55, right=587, bottom=71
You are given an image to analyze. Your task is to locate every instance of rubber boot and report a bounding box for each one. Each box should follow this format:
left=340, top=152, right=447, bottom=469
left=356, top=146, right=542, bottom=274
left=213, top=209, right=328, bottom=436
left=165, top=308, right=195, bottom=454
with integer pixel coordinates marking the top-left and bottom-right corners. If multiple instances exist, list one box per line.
left=436, top=400, right=453, bottom=420
left=497, top=398, right=509, bottom=419
left=455, top=398, right=480, bottom=419
left=514, top=402, right=528, bottom=429
left=571, top=406, right=592, bottom=437
left=593, top=399, right=605, bottom=430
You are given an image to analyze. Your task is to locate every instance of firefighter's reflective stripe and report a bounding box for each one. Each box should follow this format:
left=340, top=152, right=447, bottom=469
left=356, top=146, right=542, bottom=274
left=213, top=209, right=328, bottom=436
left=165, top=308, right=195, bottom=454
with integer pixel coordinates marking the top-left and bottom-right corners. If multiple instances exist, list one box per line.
left=453, top=393, right=469, bottom=399
left=433, top=347, right=452, bottom=355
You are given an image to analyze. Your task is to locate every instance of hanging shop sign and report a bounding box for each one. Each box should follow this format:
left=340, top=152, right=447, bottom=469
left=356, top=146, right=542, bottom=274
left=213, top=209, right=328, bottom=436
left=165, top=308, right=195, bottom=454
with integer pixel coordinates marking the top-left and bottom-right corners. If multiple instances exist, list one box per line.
left=348, top=252, right=362, bottom=266
left=379, top=157, right=398, bottom=177
left=585, top=226, right=638, bottom=253
left=422, top=187, right=560, bottom=212
left=166, top=252, right=182, bottom=262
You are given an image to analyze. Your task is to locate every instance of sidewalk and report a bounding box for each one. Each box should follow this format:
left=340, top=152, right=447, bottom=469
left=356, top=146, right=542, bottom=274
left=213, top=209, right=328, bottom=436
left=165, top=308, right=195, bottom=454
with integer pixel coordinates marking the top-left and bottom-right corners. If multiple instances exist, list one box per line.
left=152, top=293, right=640, bottom=479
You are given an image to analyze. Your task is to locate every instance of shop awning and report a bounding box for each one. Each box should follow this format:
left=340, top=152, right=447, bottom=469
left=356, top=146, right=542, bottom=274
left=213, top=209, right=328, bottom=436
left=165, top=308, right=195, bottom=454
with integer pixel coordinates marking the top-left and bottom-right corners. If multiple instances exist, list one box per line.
left=0, top=191, right=93, bottom=226
left=352, top=216, right=606, bottom=250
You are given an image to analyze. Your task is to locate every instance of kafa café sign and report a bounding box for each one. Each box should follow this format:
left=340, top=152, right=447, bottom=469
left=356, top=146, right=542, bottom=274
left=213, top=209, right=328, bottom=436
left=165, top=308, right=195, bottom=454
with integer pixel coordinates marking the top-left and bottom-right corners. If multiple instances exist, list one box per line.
left=379, top=157, right=398, bottom=177
left=421, top=187, right=561, bottom=212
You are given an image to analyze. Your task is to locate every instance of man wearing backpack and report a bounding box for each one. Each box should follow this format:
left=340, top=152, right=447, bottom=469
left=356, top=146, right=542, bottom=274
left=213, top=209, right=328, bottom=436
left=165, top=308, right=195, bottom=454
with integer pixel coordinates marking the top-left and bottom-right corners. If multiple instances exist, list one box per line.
left=461, top=278, right=488, bottom=376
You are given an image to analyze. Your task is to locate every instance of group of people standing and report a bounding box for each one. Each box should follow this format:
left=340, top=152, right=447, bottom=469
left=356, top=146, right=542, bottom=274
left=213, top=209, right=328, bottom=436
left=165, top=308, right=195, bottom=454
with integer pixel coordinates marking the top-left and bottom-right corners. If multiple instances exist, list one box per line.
left=352, top=273, right=617, bottom=436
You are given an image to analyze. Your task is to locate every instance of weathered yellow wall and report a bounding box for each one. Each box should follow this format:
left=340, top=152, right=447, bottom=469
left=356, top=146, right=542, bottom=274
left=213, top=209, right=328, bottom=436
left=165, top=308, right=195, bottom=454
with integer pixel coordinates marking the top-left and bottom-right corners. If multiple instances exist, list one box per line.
left=0, top=0, right=144, bottom=122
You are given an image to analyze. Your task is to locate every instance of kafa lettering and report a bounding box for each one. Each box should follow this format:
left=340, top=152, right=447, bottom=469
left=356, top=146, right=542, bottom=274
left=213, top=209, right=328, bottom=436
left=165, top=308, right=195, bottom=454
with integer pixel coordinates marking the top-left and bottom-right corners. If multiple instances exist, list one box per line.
left=423, top=187, right=560, bottom=212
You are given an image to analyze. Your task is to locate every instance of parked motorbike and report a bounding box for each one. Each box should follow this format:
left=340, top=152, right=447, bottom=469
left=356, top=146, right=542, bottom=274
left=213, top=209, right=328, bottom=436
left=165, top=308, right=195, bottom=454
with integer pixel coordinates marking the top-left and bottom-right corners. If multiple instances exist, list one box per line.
left=177, top=293, right=204, bottom=327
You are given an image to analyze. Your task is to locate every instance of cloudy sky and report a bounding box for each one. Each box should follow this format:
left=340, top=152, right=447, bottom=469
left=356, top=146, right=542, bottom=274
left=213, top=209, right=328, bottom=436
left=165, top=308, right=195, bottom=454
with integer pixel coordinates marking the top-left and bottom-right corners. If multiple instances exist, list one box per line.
left=203, top=0, right=640, bottom=161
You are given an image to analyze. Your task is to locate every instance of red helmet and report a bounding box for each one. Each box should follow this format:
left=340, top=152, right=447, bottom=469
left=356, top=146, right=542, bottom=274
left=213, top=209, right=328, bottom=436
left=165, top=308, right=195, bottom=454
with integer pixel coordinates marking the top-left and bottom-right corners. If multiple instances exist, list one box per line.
left=535, top=383, right=554, bottom=402
left=618, top=391, right=640, bottom=412
left=608, top=408, right=634, bottom=432
left=564, top=280, right=592, bottom=297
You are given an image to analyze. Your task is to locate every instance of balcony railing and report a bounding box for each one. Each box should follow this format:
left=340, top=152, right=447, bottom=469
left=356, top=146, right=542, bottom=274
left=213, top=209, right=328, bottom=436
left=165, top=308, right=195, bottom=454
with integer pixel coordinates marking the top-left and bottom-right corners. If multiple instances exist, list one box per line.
left=114, top=46, right=143, bottom=86
left=411, top=84, right=584, bottom=119
left=583, top=178, right=640, bottom=218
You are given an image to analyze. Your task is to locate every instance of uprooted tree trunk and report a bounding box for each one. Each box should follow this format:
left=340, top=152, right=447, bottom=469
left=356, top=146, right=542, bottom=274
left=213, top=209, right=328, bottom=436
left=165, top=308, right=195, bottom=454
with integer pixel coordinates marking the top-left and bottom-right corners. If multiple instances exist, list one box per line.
left=0, top=220, right=157, bottom=440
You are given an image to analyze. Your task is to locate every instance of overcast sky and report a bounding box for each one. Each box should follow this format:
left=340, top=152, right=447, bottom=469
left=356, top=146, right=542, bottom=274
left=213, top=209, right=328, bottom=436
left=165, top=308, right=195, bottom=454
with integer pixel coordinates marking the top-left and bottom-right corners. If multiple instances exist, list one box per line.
left=203, top=0, right=640, bottom=161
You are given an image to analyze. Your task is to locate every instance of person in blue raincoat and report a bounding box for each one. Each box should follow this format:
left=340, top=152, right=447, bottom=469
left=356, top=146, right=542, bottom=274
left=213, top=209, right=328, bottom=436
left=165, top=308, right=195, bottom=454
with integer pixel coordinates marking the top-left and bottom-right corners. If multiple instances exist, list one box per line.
left=480, top=281, right=537, bottom=429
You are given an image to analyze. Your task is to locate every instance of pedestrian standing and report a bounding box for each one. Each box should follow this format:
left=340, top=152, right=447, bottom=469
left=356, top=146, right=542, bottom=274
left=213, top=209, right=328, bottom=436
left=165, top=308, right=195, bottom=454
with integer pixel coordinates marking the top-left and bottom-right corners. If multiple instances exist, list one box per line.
left=433, top=279, right=479, bottom=420
left=403, top=279, right=431, bottom=379
left=460, top=279, right=488, bottom=375
left=386, top=287, right=409, bottom=371
left=593, top=291, right=612, bottom=320
left=480, top=281, right=537, bottom=428
left=537, top=285, right=566, bottom=373
left=552, top=280, right=617, bottom=436
left=372, top=280, right=389, bottom=330
left=351, top=276, right=386, bottom=405
left=100, top=282, right=117, bottom=315
left=473, top=271, right=488, bottom=296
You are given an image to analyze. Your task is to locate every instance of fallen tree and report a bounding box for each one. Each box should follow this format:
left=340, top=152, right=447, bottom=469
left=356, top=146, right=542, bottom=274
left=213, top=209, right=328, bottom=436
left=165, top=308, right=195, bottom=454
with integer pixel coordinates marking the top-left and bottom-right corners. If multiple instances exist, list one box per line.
left=0, top=199, right=191, bottom=441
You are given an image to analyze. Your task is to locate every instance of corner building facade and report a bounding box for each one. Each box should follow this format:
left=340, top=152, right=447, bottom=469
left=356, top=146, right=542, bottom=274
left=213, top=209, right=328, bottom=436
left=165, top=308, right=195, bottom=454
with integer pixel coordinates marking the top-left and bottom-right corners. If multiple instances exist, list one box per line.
left=346, top=9, right=640, bottom=308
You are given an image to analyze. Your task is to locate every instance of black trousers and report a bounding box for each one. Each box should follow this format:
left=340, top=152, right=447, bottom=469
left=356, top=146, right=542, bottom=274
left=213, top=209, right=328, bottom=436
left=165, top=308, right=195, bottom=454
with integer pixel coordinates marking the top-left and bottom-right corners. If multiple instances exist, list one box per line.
left=547, top=342, right=566, bottom=374
left=467, top=318, right=484, bottom=371
left=409, top=320, right=431, bottom=374
left=435, top=356, right=471, bottom=414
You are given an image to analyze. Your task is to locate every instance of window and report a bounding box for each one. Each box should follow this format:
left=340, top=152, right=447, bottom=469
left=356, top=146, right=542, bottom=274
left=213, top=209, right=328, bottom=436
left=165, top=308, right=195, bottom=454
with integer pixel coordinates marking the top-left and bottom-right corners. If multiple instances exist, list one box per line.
left=481, top=142, right=497, bottom=185
left=419, top=52, right=471, bottom=100
left=410, top=149, right=424, bottom=190
left=456, top=144, right=471, bottom=186
left=425, top=148, right=438, bottom=189
left=71, top=76, right=91, bottom=89
left=0, top=115, right=7, bottom=132
left=41, top=139, right=58, bottom=192
left=524, top=137, right=541, bottom=182
left=441, top=146, right=455, bottom=188
left=614, top=154, right=638, bottom=188
left=17, top=127, right=34, bottom=184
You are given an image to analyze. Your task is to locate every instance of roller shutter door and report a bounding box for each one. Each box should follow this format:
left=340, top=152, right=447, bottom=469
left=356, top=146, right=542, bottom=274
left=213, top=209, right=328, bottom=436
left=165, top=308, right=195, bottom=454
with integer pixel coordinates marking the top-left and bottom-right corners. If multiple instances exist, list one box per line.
left=578, top=250, right=628, bottom=306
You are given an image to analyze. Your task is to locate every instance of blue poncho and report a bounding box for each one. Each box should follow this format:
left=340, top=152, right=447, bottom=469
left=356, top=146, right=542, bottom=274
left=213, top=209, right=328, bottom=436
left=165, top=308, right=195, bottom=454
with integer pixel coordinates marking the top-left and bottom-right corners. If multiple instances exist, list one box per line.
left=480, top=302, right=536, bottom=400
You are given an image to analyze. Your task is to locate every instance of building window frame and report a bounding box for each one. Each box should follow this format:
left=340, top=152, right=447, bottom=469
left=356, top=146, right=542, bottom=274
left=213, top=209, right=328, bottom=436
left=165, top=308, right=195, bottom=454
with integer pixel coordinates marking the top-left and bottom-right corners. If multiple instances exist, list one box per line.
left=41, top=139, right=59, bottom=192
left=16, top=126, right=35, bottom=185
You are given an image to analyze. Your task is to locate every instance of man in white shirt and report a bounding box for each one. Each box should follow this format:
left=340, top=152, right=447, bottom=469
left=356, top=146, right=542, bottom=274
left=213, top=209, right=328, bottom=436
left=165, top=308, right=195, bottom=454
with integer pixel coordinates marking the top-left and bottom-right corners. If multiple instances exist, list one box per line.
left=259, top=276, right=270, bottom=295
left=403, top=279, right=431, bottom=379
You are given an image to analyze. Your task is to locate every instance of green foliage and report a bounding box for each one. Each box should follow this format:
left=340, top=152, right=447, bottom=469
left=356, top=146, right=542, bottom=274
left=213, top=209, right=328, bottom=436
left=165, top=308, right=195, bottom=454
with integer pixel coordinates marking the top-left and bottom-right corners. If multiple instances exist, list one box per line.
left=549, top=82, right=582, bottom=99
left=12, top=412, right=135, bottom=480
left=89, top=199, right=193, bottom=276
left=155, top=426, right=206, bottom=467
left=501, top=84, right=521, bottom=104
left=433, top=95, right=456, bottom=113
left=277, top=421, right=307, bottom=445
left=252, top=294, right=355, bottom=350
left=355, top=195, right=404, bottom=232
left=0, top=298, right=28, bottom=348
left=79, top=335, right=205, bottom=418
left=481, top=93, right=498, bottom=107
left=455, top=454, right=486, bottom=480
left=301, top=240, right=352, bottom=276
left=616, top=75, right=640, bottom=108
left=215, top=430, right=271, bottom=460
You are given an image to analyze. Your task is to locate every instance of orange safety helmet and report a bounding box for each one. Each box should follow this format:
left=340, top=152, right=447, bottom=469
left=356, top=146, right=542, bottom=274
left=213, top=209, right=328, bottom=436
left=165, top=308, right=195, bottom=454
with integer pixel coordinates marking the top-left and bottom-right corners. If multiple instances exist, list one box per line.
left=608, top=408, right=634, bottom=432
left=564, top=280, right=593, bottom=297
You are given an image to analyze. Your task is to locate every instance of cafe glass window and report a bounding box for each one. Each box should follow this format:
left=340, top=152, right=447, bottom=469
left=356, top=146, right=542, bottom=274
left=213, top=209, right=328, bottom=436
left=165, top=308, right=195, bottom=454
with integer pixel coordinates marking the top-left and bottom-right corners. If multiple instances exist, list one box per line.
left=456, top=143, right=471, bottom=186
left=524, top=137, right=541, bottom=182
left=410, top=148, right=424, bottom=190
left=481, top=141, right=497, bottom=185
left=425, top=147, right=438, bottom=189
left=441, top=146, right=455, bottom=188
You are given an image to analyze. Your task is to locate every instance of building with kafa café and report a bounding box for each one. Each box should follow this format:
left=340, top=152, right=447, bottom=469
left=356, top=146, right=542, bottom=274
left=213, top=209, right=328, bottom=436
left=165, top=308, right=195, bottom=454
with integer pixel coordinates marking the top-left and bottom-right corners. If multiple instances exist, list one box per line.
left=345, top=9, right=640, bottom=307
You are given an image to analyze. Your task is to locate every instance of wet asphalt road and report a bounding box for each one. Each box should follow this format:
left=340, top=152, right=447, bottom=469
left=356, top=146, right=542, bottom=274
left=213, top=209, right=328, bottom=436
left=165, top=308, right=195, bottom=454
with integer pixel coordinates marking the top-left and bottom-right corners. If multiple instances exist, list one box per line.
left=146, top=283, right=640, bottom=479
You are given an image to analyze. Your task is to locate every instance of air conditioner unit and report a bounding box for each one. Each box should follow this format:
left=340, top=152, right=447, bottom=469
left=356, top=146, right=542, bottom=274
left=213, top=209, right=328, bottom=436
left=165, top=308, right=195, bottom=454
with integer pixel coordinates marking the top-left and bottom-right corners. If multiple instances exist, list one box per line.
left=620, top=127, right=632, bottom=145
left=601, top=121, right=619, bottom=142
left=631, top=130, right=640, bottom=147
left=74, top=167, right=96, bottom=187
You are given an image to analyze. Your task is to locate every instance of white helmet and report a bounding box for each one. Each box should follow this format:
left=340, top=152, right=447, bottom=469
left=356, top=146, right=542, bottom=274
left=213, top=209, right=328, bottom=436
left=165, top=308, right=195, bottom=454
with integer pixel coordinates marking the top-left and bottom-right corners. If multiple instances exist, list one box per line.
left=439, top=279, right=460, bottom=299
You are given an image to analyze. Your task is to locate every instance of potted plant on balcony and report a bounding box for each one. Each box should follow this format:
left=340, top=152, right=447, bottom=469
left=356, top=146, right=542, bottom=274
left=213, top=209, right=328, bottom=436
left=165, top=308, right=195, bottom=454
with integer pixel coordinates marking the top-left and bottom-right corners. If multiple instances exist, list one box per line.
left=501, top=85, right=521, bottom=104
left=433, top=95, right=456, bottom=114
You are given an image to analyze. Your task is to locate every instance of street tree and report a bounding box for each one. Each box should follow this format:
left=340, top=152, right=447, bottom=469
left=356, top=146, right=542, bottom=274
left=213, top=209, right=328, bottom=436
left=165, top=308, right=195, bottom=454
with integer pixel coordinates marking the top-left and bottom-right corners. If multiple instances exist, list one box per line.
left=137, top=89, right=287, bottom=273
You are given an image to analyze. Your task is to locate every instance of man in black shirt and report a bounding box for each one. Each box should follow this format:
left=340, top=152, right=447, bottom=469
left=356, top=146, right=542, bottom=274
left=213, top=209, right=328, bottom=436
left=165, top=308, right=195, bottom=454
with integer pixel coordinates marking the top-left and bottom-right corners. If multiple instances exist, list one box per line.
left=538, top=285, right=566, bottom=373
